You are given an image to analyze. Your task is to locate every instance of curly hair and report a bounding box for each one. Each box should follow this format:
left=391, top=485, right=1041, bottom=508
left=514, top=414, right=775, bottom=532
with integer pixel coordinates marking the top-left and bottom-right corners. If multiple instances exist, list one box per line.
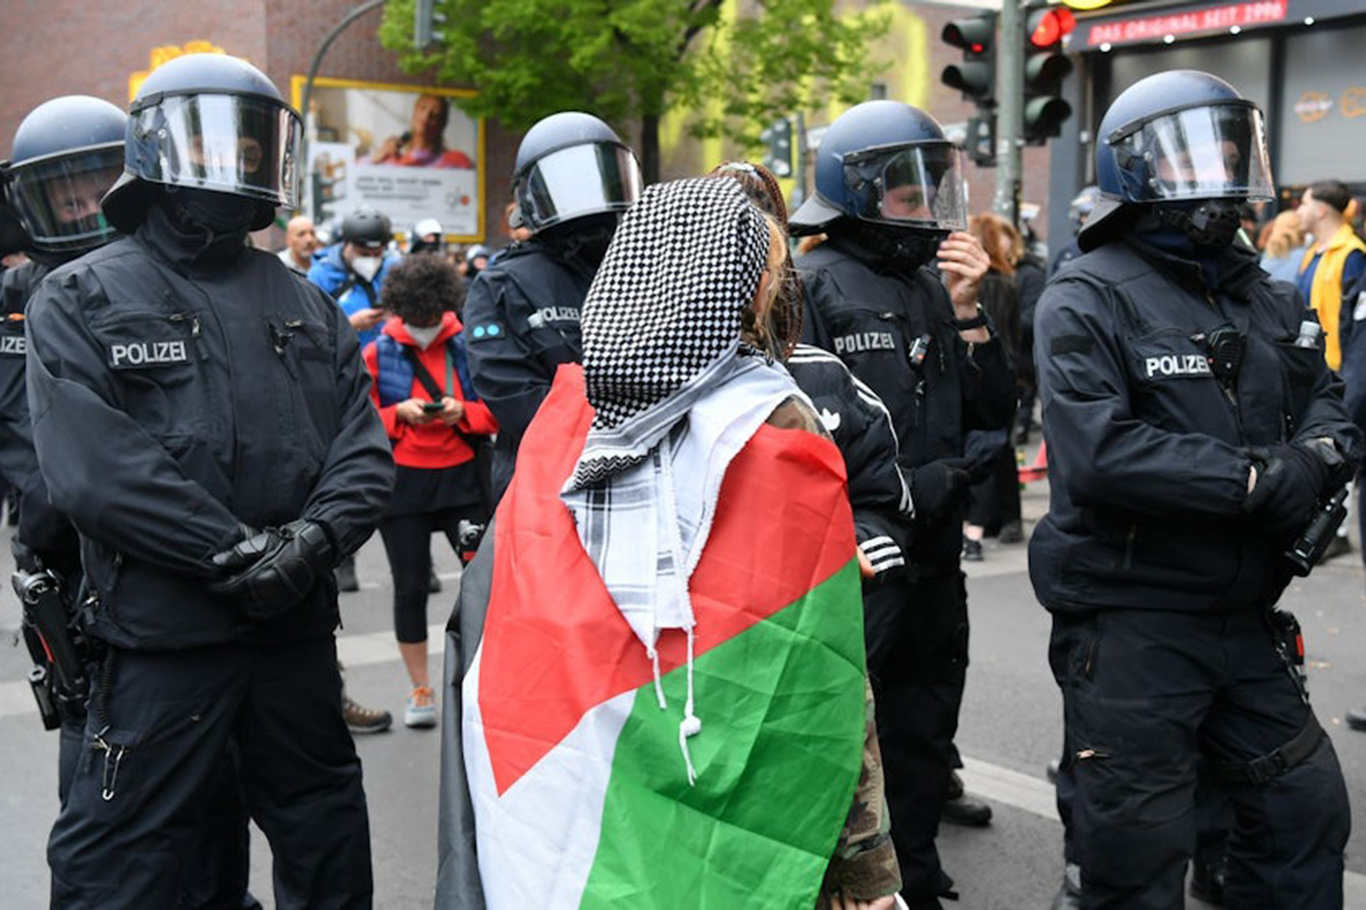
left=379, top=253, right=466, bottom=326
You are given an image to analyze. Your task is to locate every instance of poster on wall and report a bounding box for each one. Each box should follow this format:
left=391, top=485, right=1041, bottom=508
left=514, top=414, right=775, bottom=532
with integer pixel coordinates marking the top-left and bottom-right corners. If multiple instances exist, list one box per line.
left=291, top=77, right=484, bottom=241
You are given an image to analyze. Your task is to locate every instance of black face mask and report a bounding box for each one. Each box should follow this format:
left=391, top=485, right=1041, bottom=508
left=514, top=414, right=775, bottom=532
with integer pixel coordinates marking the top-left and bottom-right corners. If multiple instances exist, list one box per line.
left=1154, top=199, right=1243, bottom=249
left=832, top=219, right=945, bottom=274
left=163, top=187, right=259, bottom=237
left=541, top=212, right=619, bottom=268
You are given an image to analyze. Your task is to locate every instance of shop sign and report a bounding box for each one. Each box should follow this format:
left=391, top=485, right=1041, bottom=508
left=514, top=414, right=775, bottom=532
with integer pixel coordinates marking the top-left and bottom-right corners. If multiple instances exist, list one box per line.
left=1084, top=0, right=1287, bottom=46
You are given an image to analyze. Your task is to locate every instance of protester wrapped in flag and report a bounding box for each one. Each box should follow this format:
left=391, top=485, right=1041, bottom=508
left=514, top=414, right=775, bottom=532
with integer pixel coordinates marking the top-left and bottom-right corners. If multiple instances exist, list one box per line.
left=435, top=178, right=898, bottom=909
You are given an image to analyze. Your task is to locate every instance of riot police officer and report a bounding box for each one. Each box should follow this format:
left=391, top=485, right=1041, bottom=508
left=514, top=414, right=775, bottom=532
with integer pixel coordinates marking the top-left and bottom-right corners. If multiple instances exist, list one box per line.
left=463, top=111, right=641, bottom=500
left=1, top=95, right=125, bottom=583
left=788, top=100, right=1016, bottom=910
left=4, top=89, right=268, bottom=910
left=1032, top=70, right=1358, bottom=908
left=28, top=54, right=393, bottom=908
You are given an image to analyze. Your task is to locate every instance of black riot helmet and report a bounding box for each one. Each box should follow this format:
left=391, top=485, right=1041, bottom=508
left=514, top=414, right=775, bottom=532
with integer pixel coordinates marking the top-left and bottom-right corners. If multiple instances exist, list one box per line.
left=789, top=100, right=967, bottom=237
left=512, top=112, right=642, bottom=233
left=340, top=206, right=393, bottom=249
left=5, top=95, right=125, bottom=254
left=1085, top=70, right=1273, bottom=249
left=103, top=53, right=302, bottom=233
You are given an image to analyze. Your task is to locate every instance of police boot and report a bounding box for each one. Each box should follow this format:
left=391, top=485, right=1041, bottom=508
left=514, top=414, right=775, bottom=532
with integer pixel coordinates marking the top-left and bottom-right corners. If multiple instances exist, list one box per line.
left=941, top=770, right=992, bottom=827
left=1050, top=862, right=1082, bottom=910
left=1189, top=856, right=1227, bottom=906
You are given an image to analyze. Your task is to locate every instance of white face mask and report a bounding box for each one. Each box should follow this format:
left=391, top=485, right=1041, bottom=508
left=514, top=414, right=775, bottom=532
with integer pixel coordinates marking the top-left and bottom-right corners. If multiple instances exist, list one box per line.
left=351, top=255, right=382, bottom=282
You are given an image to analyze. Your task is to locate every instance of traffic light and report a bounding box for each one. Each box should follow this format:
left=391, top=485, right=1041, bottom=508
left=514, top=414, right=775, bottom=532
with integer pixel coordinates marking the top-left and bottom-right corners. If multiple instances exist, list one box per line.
left=941, top=13, right=997, bottom=110
left=761, top=117, right=794, bottom=179
left=1022, top=7, right=1076, bottom=144
left=414, top=0, right=447, bottom=51
left=964, top=116, right=996, bottom=168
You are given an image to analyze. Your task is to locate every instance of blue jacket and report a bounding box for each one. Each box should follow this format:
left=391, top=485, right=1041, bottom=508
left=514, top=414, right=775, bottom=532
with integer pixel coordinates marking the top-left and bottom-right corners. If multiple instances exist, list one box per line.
left=307, top=244, right=400, bottom=349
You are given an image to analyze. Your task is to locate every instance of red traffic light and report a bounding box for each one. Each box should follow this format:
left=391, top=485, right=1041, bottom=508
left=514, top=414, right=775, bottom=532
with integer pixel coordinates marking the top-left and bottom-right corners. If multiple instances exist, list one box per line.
left=943, top=14, right=996, bottom=55
left=1028, top=9, right=1076, bottom=48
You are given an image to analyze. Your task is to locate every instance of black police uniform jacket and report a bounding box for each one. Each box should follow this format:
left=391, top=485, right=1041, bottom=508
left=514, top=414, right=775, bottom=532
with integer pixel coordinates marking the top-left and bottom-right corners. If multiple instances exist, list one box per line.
left=0, top=260, right=81, bottom=570
left=1030, top=239, right=1362, bottom=614
left=785, top=343, right=912, bottom=580
left=25, top=212, right=394, bottom=650
left=798, top=238, right=1017, bottom=574
left=462, top=240, right=592, bottom=500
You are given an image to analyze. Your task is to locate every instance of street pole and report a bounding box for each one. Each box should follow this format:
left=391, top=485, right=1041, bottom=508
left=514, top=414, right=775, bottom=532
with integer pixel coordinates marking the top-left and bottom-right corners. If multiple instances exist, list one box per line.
left=994, top=0, right=1025, bottom=226
left=298, top=0, right=386, bottom=215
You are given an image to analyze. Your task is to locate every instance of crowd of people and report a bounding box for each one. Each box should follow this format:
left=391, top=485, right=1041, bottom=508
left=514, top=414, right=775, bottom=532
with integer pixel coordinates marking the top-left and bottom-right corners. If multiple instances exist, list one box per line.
left=0, top=50, right=1360, bottom=910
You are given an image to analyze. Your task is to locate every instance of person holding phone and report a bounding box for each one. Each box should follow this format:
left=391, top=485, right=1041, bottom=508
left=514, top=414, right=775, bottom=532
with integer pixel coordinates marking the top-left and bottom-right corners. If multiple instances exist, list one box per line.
left=364, top=253, right=496, bottom=728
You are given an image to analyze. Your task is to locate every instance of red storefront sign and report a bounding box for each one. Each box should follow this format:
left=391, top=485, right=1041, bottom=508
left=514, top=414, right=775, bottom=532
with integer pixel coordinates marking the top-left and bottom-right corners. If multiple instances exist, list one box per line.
left=1083, top=0, right=1288, bottom=46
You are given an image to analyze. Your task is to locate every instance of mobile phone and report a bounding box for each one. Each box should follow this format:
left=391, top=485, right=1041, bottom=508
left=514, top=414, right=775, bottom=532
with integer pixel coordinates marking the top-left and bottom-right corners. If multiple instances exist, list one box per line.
left=422, top=401, right=445, bottom=413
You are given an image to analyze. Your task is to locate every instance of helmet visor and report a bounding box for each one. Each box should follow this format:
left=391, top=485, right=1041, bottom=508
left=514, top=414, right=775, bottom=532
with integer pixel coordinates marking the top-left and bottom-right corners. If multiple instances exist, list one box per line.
left=130, top=93, right=301, bottom=206
left=9, top=147, right=123, bottom=252
left=1112, top=102, right=1273, bottom=202
left=519, top=143, right=641, bottom=231
left=843, top=142, right=967, bottom=231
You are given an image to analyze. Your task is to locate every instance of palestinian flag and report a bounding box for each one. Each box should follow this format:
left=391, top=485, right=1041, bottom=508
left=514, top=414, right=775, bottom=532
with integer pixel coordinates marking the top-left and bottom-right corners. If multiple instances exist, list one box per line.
left=463, top=366, right=867, bottom=909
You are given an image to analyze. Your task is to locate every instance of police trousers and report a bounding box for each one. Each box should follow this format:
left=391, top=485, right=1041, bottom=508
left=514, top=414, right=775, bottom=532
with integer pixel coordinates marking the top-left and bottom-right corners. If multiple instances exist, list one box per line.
left=865, top=570, right=969, bottom=901
left=1052, top=608, right=1349, bottom=910
left=48, top=636, right=372, bottom=910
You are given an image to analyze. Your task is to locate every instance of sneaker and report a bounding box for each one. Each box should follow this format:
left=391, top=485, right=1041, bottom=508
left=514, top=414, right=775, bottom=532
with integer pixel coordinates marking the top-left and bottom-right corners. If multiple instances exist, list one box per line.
left=1050, top=863, right=1082, bottom=910
left=405, top=686, right=437, bottom=728
left=343, top=696, right=393, bottom=734
left=962, top=537, right=984, bottom=562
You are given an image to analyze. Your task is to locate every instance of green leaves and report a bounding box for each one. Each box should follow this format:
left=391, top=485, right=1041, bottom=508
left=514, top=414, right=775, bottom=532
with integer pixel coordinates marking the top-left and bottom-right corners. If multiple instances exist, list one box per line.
left=378, top=0, right=887, bottom=171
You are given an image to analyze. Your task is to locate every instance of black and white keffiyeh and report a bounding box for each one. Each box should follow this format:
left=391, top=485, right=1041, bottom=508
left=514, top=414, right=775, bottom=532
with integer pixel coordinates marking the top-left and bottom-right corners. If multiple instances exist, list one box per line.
left=566, top=178, right=771, bottom=490
left=560, top=178, right=807, bottom=785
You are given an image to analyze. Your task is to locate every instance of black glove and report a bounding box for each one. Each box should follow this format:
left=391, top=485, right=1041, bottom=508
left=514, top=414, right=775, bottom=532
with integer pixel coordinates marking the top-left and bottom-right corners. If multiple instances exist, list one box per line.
left=1243, top=443, right=1333, bottom=539
left=208, top=520, right=336, bottom=620
left=11, top=536, right=43, bottom=575
left=910, top=459, right=973, bottom=522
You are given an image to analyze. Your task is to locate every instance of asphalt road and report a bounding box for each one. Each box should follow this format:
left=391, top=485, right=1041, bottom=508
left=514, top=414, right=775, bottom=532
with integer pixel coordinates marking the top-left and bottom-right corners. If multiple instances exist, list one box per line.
left=3, top=478, right=1366, bottom=908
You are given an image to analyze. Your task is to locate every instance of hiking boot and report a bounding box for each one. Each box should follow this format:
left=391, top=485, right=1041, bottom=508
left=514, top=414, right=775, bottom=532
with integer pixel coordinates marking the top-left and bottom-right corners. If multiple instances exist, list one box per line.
left=405, top=686, right=437, bottom=728
left=343, top=696, right=392, bottom=734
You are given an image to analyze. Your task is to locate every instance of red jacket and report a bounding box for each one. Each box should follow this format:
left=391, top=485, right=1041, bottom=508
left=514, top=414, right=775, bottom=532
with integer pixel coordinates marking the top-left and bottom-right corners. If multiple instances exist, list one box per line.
left=364, top=312, right=497, bottom=469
